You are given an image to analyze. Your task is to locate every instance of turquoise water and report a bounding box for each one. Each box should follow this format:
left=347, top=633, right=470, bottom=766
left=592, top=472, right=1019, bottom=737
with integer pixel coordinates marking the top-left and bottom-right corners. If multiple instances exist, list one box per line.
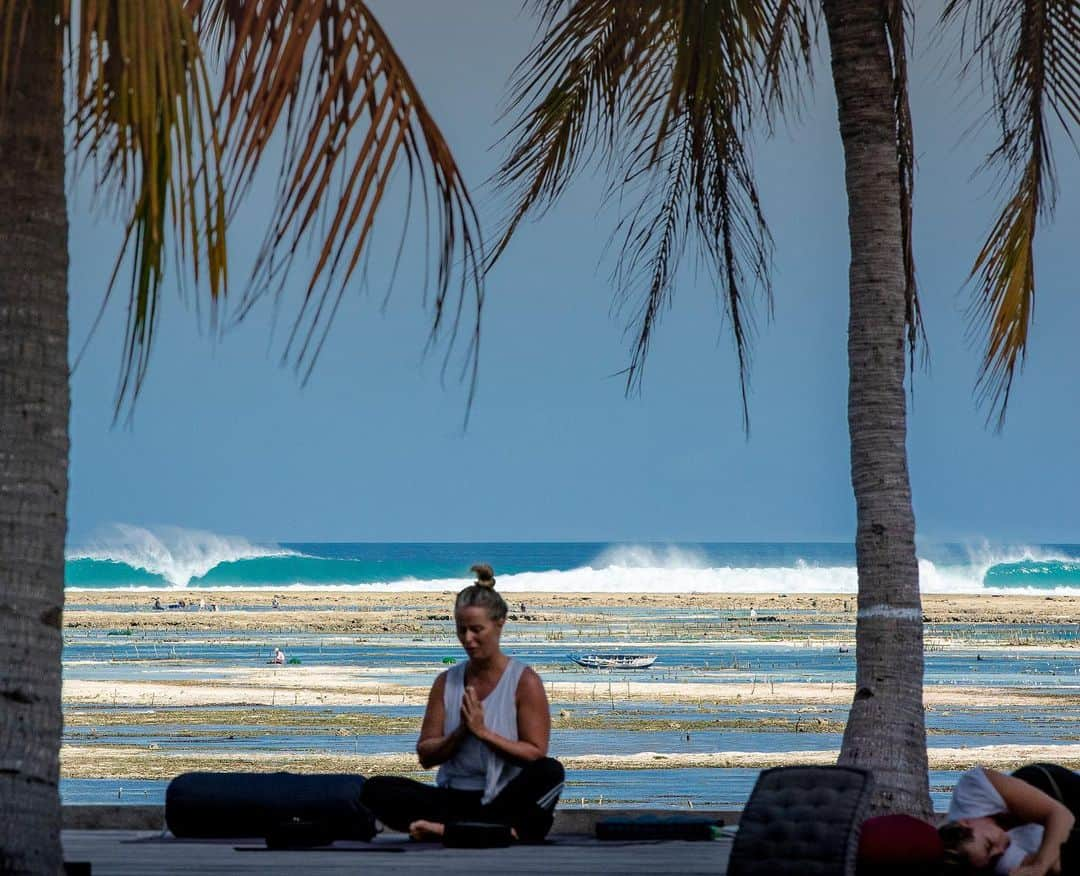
left=64, top=531, right=1080, bottom=593
left=60, top=531, right=1080, bottom=808
left=60, top=633, right=1080, bottom=689
left=54, top=772, right=992, bottom=811
left=983, top=559, right=1080, bottom=587
left=61, top=626, right=1080, bottom=806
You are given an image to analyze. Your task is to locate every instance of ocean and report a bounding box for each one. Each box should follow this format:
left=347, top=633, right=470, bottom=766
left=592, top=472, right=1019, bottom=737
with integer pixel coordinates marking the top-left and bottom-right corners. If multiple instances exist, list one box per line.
left=60, top=526, right=1080, bottom=808
left=65, top=525, right=1080, bottom=593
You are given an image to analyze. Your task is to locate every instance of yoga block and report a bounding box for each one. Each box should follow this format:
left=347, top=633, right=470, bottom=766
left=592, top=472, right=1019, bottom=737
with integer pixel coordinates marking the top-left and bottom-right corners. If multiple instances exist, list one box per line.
left=596, top=814, right=723, bottom=841
left=443, top=822, right=514, bottom=848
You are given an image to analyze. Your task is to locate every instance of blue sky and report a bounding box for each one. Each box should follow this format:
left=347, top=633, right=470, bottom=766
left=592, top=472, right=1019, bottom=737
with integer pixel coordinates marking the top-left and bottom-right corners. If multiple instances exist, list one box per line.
left=65, top=2, right=1080, bottom=546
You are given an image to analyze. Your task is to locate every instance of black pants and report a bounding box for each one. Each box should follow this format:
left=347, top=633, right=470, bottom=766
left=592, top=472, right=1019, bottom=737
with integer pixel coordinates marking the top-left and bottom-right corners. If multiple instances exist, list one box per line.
left=1012, top=763, right=1080, bottom=874
left=361, top=757, right=565, bottom=843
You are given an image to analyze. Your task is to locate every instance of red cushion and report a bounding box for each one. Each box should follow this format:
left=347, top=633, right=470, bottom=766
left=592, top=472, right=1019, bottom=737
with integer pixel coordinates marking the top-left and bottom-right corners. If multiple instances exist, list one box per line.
left=858, top=814, right=944, bottom=864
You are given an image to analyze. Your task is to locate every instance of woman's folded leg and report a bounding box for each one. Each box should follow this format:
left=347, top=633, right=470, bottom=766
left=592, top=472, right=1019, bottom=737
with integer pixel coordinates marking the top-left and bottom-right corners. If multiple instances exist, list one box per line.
left=359, top=776, right=454, bottom=834
left=479, top=757, right=565, bottom=843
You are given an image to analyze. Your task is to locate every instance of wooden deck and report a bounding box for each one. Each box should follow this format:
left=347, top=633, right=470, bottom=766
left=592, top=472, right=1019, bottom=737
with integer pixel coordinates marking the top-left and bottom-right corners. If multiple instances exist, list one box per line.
left=62, top=830, right=733, bottom=875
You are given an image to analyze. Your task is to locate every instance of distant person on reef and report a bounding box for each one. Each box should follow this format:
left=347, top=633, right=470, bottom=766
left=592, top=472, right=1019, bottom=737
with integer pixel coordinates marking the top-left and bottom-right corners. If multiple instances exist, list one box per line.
left=361, top=564, right=564, bottom=843
left=152, top=597, right=163, bottom=611
left=270, top=647, right=285, bottom=665
left=939, top=762, right=1080, bottom=875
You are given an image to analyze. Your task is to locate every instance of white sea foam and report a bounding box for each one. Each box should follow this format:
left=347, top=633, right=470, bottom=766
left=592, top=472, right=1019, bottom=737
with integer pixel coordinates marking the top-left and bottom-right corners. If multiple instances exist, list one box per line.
left=74, top=560, right=1080, bottom=595
left=63, top=529, right=1080, bottom=594
left=343, top=563, right=1080, bottom=595
left=379, top=561, right=1040, bottom=594
left=955, top=541, right=1063, bottom=582
left=68, top=524, right=295, bottom=588
left=591, top=544, right=709, bottom=570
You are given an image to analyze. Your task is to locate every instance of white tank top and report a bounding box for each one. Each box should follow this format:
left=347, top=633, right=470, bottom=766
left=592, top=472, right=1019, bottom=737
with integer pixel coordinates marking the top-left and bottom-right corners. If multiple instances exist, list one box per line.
left=436, top=657, right=526, bottom=804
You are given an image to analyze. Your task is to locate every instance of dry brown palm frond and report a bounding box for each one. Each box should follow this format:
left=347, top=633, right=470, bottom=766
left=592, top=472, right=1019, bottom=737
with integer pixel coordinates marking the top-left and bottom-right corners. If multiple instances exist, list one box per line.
left=761, top=0, right=815, bottom=121
left=65, top=0, right=228, bottom=415
left=494, top=0, right=812, bottom=427
left=0, top=1, right=38, bottom=121
left=943, top=0, right=1080, bottom=426
left=192, top=0, right=485, bottom=404
left=885, top=0, right=926, bottom=374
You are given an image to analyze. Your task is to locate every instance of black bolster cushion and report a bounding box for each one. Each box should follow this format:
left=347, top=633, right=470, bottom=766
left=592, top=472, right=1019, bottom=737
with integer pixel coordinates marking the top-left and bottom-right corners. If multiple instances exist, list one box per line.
left=727, top=765, right=875, bottom=876
left=165, top=771, right=375, bottom=841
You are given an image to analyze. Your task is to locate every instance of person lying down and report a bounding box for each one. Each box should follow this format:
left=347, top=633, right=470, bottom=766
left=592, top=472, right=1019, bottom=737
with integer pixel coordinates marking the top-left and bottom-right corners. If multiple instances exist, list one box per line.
left=361, top=565, right=565, bottom=843
left=940, top=762, right=1080, bottom=875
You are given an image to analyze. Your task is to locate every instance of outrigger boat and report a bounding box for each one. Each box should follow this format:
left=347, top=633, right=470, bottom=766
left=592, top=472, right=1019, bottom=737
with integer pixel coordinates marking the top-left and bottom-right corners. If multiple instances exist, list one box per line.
left=569, top=653, right=658, bottom=670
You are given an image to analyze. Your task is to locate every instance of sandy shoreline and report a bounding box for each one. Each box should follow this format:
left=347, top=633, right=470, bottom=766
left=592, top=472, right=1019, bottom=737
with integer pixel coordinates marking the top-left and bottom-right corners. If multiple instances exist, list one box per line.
left=61, top=668, right=1080, bottom=710
left=61, top=591, right=1080, bottom=632
left=59, top=744, right=1080, bottom=780
left=60, top=590, right=1080, bottom=792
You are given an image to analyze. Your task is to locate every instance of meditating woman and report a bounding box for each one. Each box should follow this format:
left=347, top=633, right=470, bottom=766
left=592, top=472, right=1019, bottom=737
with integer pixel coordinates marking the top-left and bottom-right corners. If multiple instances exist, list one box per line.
left=940, top=763, right=1080, bottom=875
left=361, top=564, right=564, bottom=843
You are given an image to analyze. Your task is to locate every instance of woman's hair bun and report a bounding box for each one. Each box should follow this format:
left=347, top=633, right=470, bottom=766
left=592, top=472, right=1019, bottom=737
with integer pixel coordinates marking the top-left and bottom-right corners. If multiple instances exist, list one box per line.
left=470, top=563, right=496, bottom=588
left=456, top=566, right=506, bottom=620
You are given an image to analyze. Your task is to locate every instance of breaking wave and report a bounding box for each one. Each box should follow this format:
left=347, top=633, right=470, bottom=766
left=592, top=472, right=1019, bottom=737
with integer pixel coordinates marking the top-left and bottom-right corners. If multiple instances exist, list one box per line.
left=63, top=526, right=1080, bottom=594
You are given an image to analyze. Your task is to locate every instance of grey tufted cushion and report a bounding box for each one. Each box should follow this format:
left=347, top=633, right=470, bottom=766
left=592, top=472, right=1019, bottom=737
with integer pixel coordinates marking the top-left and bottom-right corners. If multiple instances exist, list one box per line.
left=727, top=765, right=874, bottom=876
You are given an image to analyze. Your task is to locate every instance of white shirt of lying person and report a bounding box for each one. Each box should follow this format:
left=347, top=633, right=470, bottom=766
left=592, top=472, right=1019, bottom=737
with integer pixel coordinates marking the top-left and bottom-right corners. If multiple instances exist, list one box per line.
left=947, top=767, right=1045, bottom=875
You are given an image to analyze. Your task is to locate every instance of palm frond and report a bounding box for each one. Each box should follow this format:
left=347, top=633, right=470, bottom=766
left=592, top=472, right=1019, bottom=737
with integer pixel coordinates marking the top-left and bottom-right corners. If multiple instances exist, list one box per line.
left=0, top=1, right=36, bottom=121
left=193, top=0, right=485, bottom=400
left=526, top=0, right=577, bottom=30
left=67, top=0, right=227, bottom=414
left=761, top=0, right=815, bottom=121
left=495, top=0, right=809, bottom=426
left=612, top=0, right=777, bottom=419
left=885, top=0, right=925, bottom=372
left=489, top=0, right=648, bottom=265
left=943, top=0, right=1080, bottom=425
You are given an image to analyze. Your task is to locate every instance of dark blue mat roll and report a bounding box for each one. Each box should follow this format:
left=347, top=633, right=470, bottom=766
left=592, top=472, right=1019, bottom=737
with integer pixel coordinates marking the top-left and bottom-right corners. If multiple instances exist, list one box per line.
left=165, top=771, right=375, bottom=841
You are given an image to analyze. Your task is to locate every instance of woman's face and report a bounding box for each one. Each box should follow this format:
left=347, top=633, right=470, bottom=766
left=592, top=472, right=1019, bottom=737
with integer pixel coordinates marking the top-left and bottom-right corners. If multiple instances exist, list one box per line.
left=959, top=817, right=1011, bottom=870
left=455, top=606, right=504, bottom=661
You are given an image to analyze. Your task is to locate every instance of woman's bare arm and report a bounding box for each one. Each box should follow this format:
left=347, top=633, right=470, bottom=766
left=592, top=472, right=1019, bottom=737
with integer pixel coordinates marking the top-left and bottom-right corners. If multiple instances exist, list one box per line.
left=985, top=768, right=1074, bottom=875
left=415, top=672, right=465, bottom=769
left=462, top=668, right=550, bottom=764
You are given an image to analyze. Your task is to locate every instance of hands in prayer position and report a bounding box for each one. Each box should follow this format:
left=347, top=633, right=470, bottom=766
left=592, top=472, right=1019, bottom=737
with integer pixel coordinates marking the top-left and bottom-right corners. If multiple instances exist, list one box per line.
left=461, top=685, right=488, bottom=740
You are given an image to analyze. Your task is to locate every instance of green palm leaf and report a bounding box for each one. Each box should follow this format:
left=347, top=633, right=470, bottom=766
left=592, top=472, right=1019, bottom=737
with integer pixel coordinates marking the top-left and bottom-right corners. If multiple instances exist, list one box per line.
left=6, top=0, right=485, bottom=413
left=194, top=0, right=484, bottom=397
left=493, top=0, right=813, bottom=425
left=67, top=0, right=227, bottom=411
left=944, top=0, right=1080, bottom=425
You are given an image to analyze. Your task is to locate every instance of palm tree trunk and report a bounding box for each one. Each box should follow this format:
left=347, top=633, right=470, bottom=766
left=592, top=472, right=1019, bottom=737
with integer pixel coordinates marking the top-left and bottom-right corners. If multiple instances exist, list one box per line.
left=0, top=3, right=69, bottom=872
left=822, top=0, right=931, bottom=818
